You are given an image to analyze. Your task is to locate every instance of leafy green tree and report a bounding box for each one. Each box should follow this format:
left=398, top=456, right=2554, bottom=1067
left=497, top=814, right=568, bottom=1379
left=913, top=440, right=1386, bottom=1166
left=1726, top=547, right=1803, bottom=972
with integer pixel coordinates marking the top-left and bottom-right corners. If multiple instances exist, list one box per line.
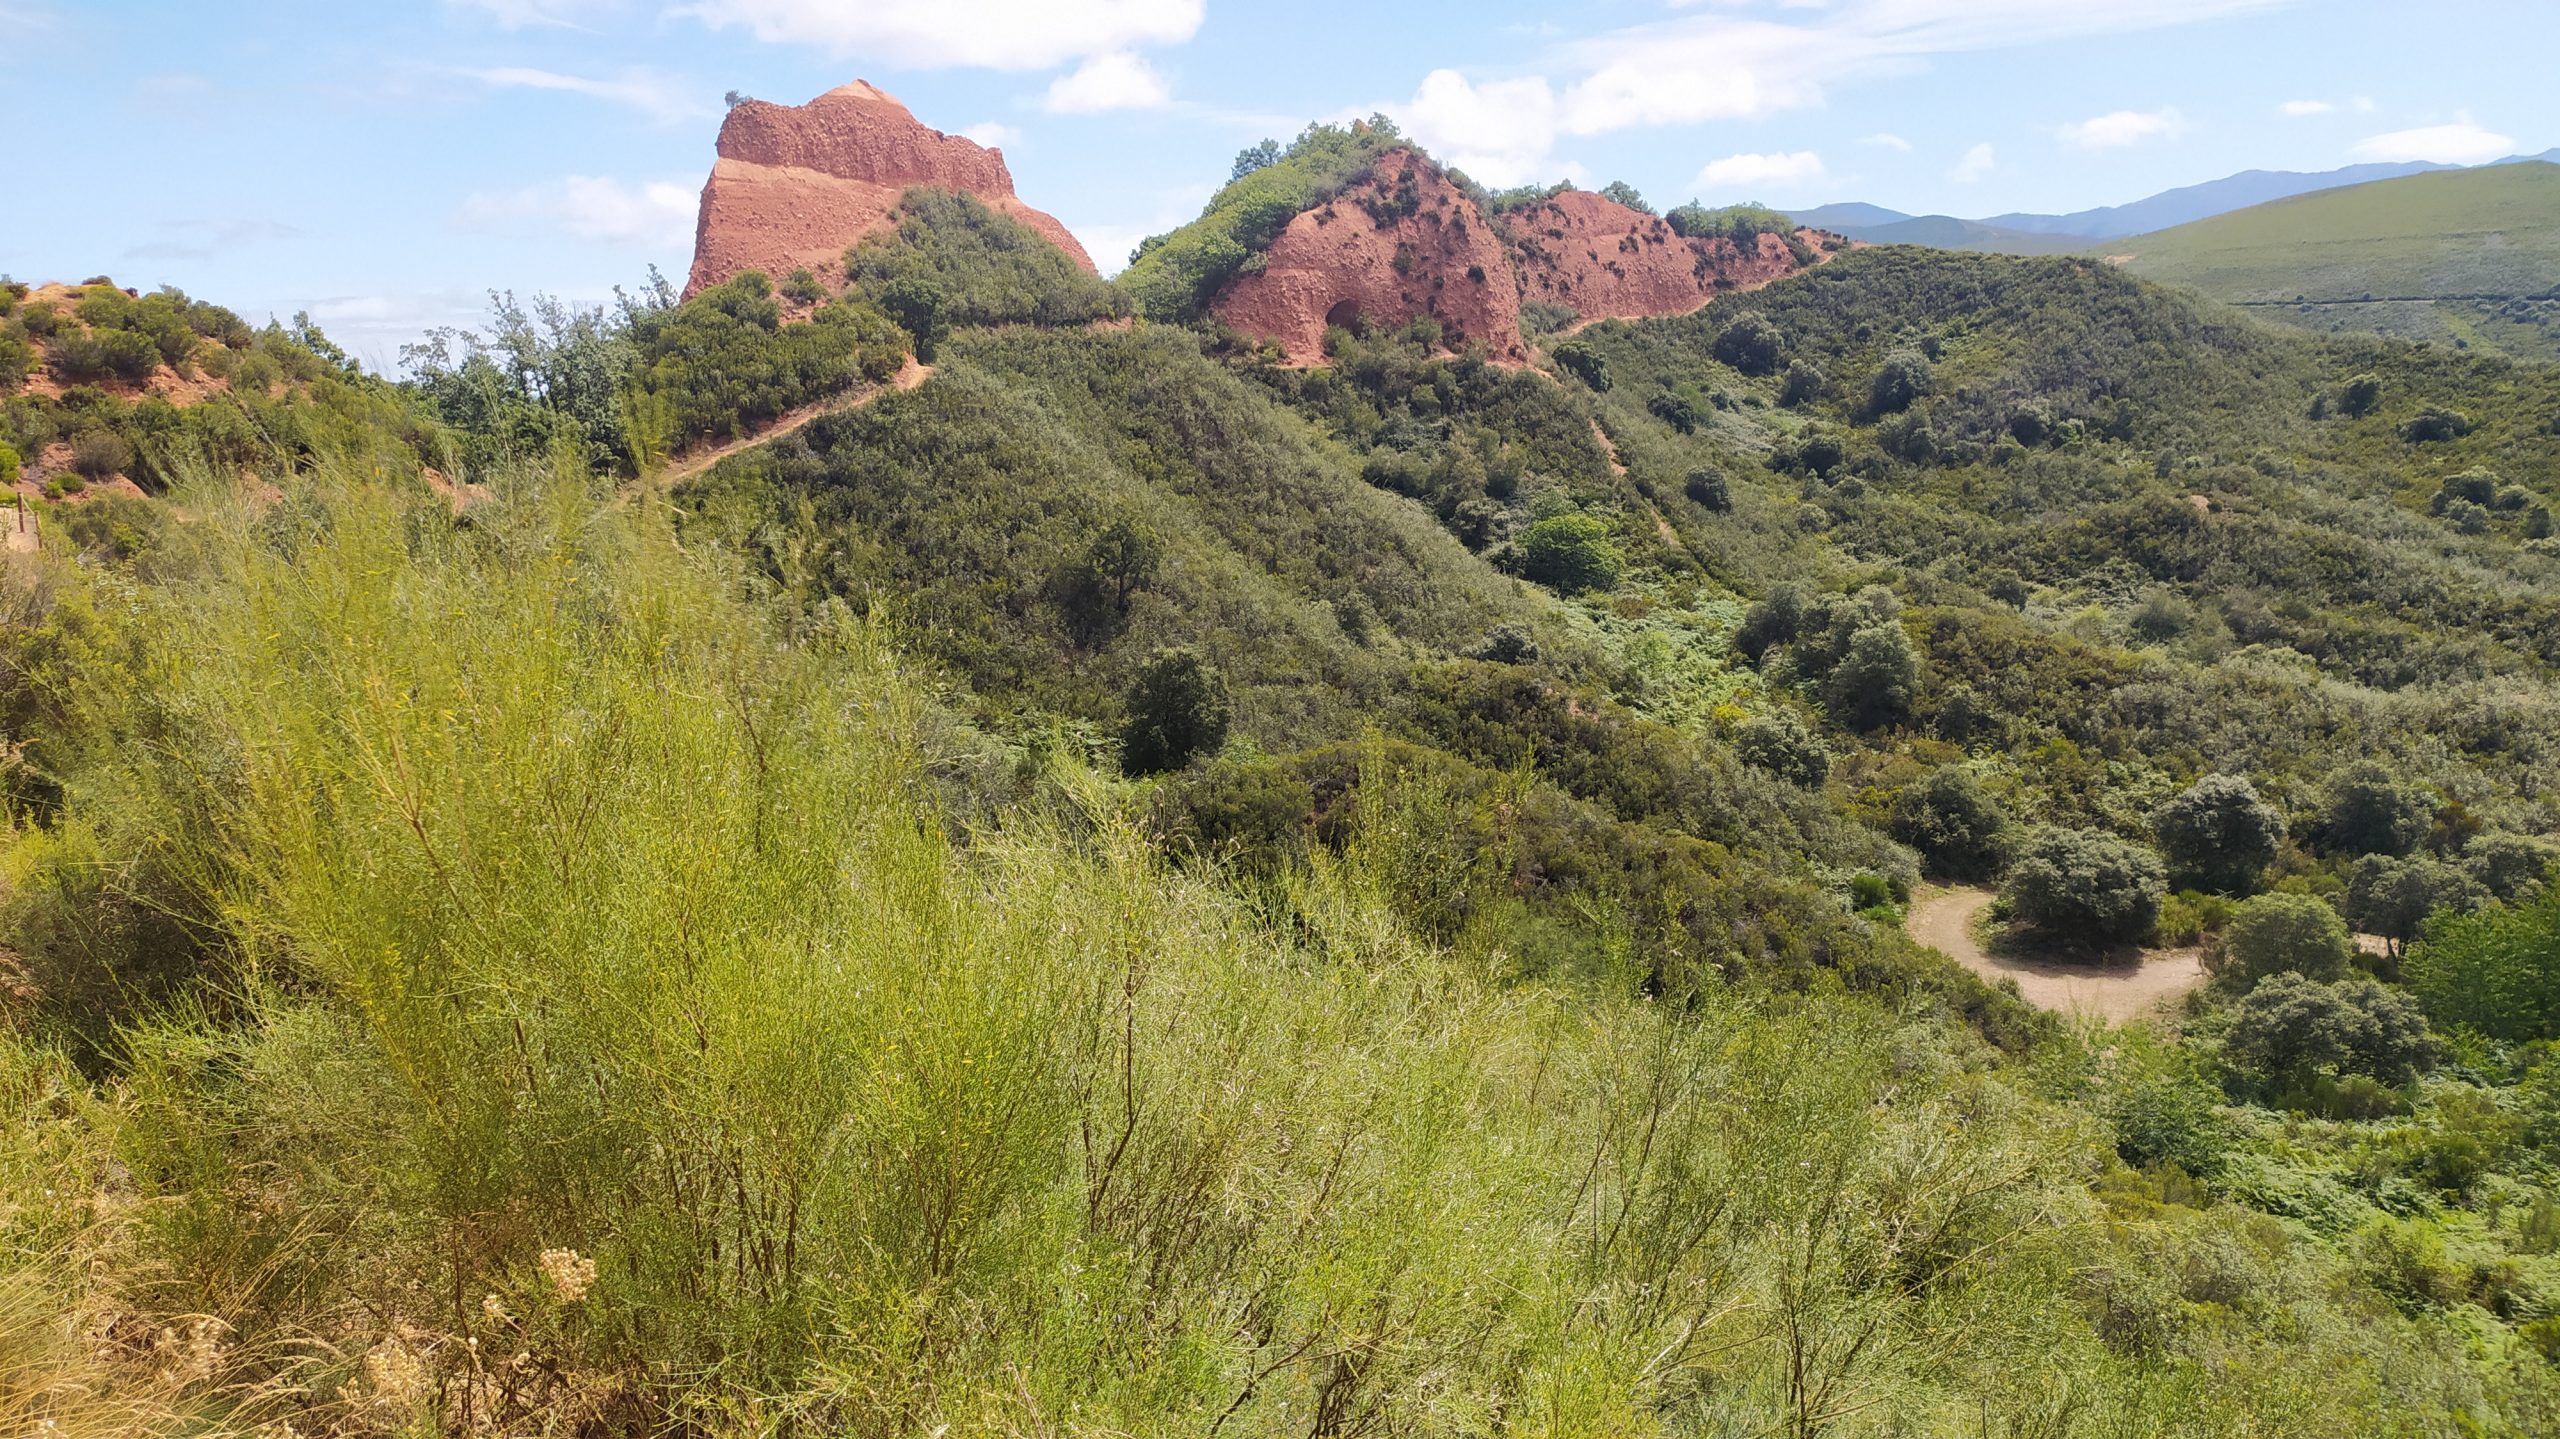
left=1517, top=515, right=1623, bottom=594
left=2151, top=774, right=2283, bottom=895
left=2407, top=885, right=2560, bottom=1041
left=1465, top=623, right=1539, bottom=665
left=2339, top=373, right=2382, bottom=417
left=1682, top=468, right=1731, bottom=512
left=2466, top=832, right=2556, bottom=902
left=1551, top=341, right=1609, bottom=391
left=2225, top=973, right=2439, bottom=1085
left=1079, top=519, right=1162, bottom=614
left=1734, top=584, right=1809, bottom=664
left=2005, top=826, right=2166, bottom=945
left=1646, top=391, right=1698, bottom=434
left=2322, top=762, right=2430, bottom=857
left=1822, top=623, right=1918, bottom=732
left=1711, top=313, right=1785, bottom=376
left=2344, top=855, right=2482, bottom=956
left=1779, top=360, right=1825, bottom=408
left=1866, top=348, right=1933, bottom=416
left=876, top=275, right=951, bottom=361
left=1120, top=648, right=1232, bottom=777
left=1891, top=767, right=2012, bottom=880
left=1229, top=139, right=1281, bottom=182
left=2218, top=893, right=2355, bottom=987
left=2401, top=407, right=2473, bottom=443
left=1597, top=180, right=1653, bottom=215
left=1734, top=709, right=1830, bottom=788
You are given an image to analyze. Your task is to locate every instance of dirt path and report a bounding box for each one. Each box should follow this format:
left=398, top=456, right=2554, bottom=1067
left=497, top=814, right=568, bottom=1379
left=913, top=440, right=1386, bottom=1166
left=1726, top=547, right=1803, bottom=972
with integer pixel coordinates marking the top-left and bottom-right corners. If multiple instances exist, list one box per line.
left=1908, top=886, right=2205, bottom=1025
left=659, top=357, right=932, bottom=486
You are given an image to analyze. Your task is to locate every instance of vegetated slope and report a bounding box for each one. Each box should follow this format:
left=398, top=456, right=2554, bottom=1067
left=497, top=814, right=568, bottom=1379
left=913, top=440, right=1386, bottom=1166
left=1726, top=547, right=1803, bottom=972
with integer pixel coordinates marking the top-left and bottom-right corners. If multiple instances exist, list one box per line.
left=1807, top=214, right=2088, bottom=255
left=2109, top=162, right=2560, bottom=357
left=0, top=276, right=421, bottom=499
left=11, top=171, right=2560, bottom=1437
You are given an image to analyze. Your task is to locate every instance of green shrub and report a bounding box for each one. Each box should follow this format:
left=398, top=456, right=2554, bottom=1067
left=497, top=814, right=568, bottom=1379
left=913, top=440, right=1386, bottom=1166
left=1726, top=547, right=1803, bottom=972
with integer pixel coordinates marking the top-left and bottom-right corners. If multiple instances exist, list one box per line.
left=1710, top=312, right=1784, bottom=376
left=1682, top=467, right=1731, bottom=512
left=2322, top=763, right=2430, bottom=857
left=2217, top=893, right=2355, bottom=987
left=1120, top=647, right=1233, bottom=776
left=847, top=188, right=1126, bottom=334
left=1890, top=767, right=2012, bottom=880
left=629, top=273, right=907, bottom=446
left=1866, top=348, right=1933, bottom=416
left=2338, top=372, right=2382, bottom=417
left=68, top=429, right=132, bottom=481
left=2225, top=973, right=2438, bottom=1087
left=0, top=441, right=18, bottom=488
left=1733, top=708, right=1829, bottom=788
left=2407, top=885, right=2560, bottom=1041
left=2152, top=774, right=2283, bottom=895
left=1551, top=341, right=1609, bottom=391
left=2004, top=825, right=2166, bottom=945
left=1516, top=514, right=1623, bottom=594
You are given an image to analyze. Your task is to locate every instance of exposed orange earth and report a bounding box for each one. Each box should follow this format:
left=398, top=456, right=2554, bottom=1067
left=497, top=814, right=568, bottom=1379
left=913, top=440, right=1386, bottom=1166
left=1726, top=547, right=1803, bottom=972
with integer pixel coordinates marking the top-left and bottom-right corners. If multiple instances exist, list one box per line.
left=683, top=81, right=1095, bottom=299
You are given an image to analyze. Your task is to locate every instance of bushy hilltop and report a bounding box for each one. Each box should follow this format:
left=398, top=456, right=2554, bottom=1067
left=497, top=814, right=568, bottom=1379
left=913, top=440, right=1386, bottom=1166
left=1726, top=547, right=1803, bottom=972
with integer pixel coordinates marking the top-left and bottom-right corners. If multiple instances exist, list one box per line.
left=5, top=129, right=2560, bottom=1436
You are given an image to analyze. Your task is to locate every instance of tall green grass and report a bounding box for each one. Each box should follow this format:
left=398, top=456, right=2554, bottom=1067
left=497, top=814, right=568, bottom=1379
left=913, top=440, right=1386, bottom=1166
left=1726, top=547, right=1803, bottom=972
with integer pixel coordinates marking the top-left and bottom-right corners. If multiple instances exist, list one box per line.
left=0, top=462, right=2535, bottom=1434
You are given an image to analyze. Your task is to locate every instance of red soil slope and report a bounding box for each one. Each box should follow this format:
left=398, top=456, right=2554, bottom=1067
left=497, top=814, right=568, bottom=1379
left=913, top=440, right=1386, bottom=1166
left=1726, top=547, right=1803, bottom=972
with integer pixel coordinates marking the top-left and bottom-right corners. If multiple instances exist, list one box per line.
left=683, top=81, right=1094, bottom=299
left=1214, top=149, right=1526, bottom=363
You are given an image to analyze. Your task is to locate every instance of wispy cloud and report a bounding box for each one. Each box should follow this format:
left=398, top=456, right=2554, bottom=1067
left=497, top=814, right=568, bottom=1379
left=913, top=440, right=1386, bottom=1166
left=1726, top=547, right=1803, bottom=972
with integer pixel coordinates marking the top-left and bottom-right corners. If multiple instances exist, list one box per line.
left=1395, top=0, right=2292, bottom=183
left=459, top=176, right=699, bottom=250
left=1044, top=51, right=1172, bottom=113
left=2059, top=106, right=2190, bottom=149
left=2351, top=115, right=2515, bottom=164
left=2281, top=99, right=2334, bottom=117
left=124, top=218, right=301, bottom=263
left=461, top=65, right=713, bottom=124
left=442, top=0, right=612, bottom=30
left=671, top=0, right=1204, bottom=70
left=959, top=121, right=1023, bottom=149
left=1861, top=132, right=1913, bottom=152
left=1949, top=142, right=1997, bottom=183
left=1695, top=151, right=1829, bottom=194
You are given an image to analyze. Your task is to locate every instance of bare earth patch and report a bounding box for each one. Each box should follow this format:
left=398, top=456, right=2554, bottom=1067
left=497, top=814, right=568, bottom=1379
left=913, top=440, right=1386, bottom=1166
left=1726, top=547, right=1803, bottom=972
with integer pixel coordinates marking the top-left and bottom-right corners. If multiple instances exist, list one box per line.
left=1908, top=885, right=2205, bottom=1025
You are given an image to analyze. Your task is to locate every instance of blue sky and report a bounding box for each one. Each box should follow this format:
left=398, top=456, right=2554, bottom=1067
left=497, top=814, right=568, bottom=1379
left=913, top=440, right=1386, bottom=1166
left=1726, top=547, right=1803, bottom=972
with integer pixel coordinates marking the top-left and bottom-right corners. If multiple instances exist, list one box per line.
left=5, top=0, right=2553, bottom=369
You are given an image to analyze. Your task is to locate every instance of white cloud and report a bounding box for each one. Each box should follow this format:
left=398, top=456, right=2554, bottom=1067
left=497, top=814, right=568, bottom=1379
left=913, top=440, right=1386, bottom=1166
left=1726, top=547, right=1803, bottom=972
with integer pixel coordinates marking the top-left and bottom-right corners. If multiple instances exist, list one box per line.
left=2059, top=106, right=2190, bottom=149
left=459, top=176, right=699, bottom=250
left=2353, top=95, right=2377, bottom=113
left=2281, top=99, right=2334, bottom=117
left=958, top=121, right=1023, bottom=149
left=463, top=66, right=712, bottom=123
left=1390, top=0, right=2289, bottom=181
left=1949, top=142, right=1997, bottom=183
left=1694, top=150, right=1829, bottom=194
left=443, top=0, right=611, bottom=28
left=1395, top=69, right=1563, bottom=187
left=1861, top=131, right=1913, bottom=152
left=2351, top=116, right=2515, bottom=164
left=1043, top=51, right=1172, bottom=113
left=673, top=0, right=1205, bottom=70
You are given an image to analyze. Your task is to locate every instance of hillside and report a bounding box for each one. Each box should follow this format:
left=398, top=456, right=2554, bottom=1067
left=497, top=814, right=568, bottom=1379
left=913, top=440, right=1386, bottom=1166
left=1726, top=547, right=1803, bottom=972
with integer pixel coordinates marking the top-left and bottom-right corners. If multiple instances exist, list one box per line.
left=2107, top=162, right=2560, bottom=357
left=10, top=141, right=2560, bottom=1436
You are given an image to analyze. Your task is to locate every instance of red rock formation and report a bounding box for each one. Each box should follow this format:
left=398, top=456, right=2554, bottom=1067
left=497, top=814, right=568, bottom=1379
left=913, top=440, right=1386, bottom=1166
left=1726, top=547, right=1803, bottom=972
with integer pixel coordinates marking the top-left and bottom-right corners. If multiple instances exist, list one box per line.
left=1210, top=150, right=1843, bottom=364
left=683, top=81, right=1093, bottom=299
left=1508, top=190, right=1821, bottom=326
left=1213, top=149, right=1526, bottom=364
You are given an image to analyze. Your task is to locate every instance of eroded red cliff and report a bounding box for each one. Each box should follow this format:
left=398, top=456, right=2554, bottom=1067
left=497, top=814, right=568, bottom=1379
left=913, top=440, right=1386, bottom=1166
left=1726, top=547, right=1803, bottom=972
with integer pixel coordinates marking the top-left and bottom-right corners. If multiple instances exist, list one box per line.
left=1211, top=149, right=1842, bottom=364
left=683, top=82, right=1094, bottom=299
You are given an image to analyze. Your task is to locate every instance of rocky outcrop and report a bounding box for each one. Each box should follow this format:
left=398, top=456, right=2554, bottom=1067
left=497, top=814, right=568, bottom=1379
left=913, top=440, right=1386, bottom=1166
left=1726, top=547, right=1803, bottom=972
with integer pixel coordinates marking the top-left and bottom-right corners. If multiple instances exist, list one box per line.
left=683, top=82, right=1093, bottom=298
left=1213, top=150, right=1526, bottom=363
left=1210, top=149, right=1842, bottom=364
left=1508, top=190, right=1820, bottom=325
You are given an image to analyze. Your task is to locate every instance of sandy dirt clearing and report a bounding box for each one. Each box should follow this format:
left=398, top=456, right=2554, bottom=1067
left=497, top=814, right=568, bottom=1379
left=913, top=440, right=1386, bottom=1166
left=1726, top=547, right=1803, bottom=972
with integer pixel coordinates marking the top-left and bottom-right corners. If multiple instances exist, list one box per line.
left=1908, top=885, right=2205, bottom=1025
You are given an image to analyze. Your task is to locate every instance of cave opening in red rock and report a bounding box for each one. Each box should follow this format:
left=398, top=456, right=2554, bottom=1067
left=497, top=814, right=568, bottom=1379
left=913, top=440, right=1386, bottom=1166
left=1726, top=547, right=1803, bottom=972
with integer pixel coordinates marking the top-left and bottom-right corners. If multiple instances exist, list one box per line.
left=1324, top=299, right=1365, bottom=334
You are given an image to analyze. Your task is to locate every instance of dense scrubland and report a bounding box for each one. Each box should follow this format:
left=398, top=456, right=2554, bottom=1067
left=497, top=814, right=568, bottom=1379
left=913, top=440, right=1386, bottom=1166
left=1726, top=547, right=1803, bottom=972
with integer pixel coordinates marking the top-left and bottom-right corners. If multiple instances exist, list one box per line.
left=5, top=126, right=2560, bottom=1435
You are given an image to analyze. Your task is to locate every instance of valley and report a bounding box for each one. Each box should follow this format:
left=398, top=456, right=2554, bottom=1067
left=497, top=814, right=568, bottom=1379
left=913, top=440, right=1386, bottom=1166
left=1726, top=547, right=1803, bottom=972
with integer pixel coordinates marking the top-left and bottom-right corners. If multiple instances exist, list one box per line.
left=4, top=65, right=2560, bottom=1439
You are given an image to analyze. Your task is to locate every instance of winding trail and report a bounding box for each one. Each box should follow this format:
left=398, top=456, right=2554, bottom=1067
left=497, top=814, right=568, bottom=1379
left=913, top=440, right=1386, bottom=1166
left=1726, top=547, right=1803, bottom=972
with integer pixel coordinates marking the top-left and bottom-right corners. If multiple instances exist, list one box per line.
left=1909, top=886, right=2205, bottom=1025
left=659, top=357, right=933, bottom=487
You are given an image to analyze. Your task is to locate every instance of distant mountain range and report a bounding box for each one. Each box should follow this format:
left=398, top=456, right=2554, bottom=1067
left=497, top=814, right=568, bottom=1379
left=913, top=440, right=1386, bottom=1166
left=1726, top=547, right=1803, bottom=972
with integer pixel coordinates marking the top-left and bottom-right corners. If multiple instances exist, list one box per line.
left=1792, top=149, right=2560, bottom=252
